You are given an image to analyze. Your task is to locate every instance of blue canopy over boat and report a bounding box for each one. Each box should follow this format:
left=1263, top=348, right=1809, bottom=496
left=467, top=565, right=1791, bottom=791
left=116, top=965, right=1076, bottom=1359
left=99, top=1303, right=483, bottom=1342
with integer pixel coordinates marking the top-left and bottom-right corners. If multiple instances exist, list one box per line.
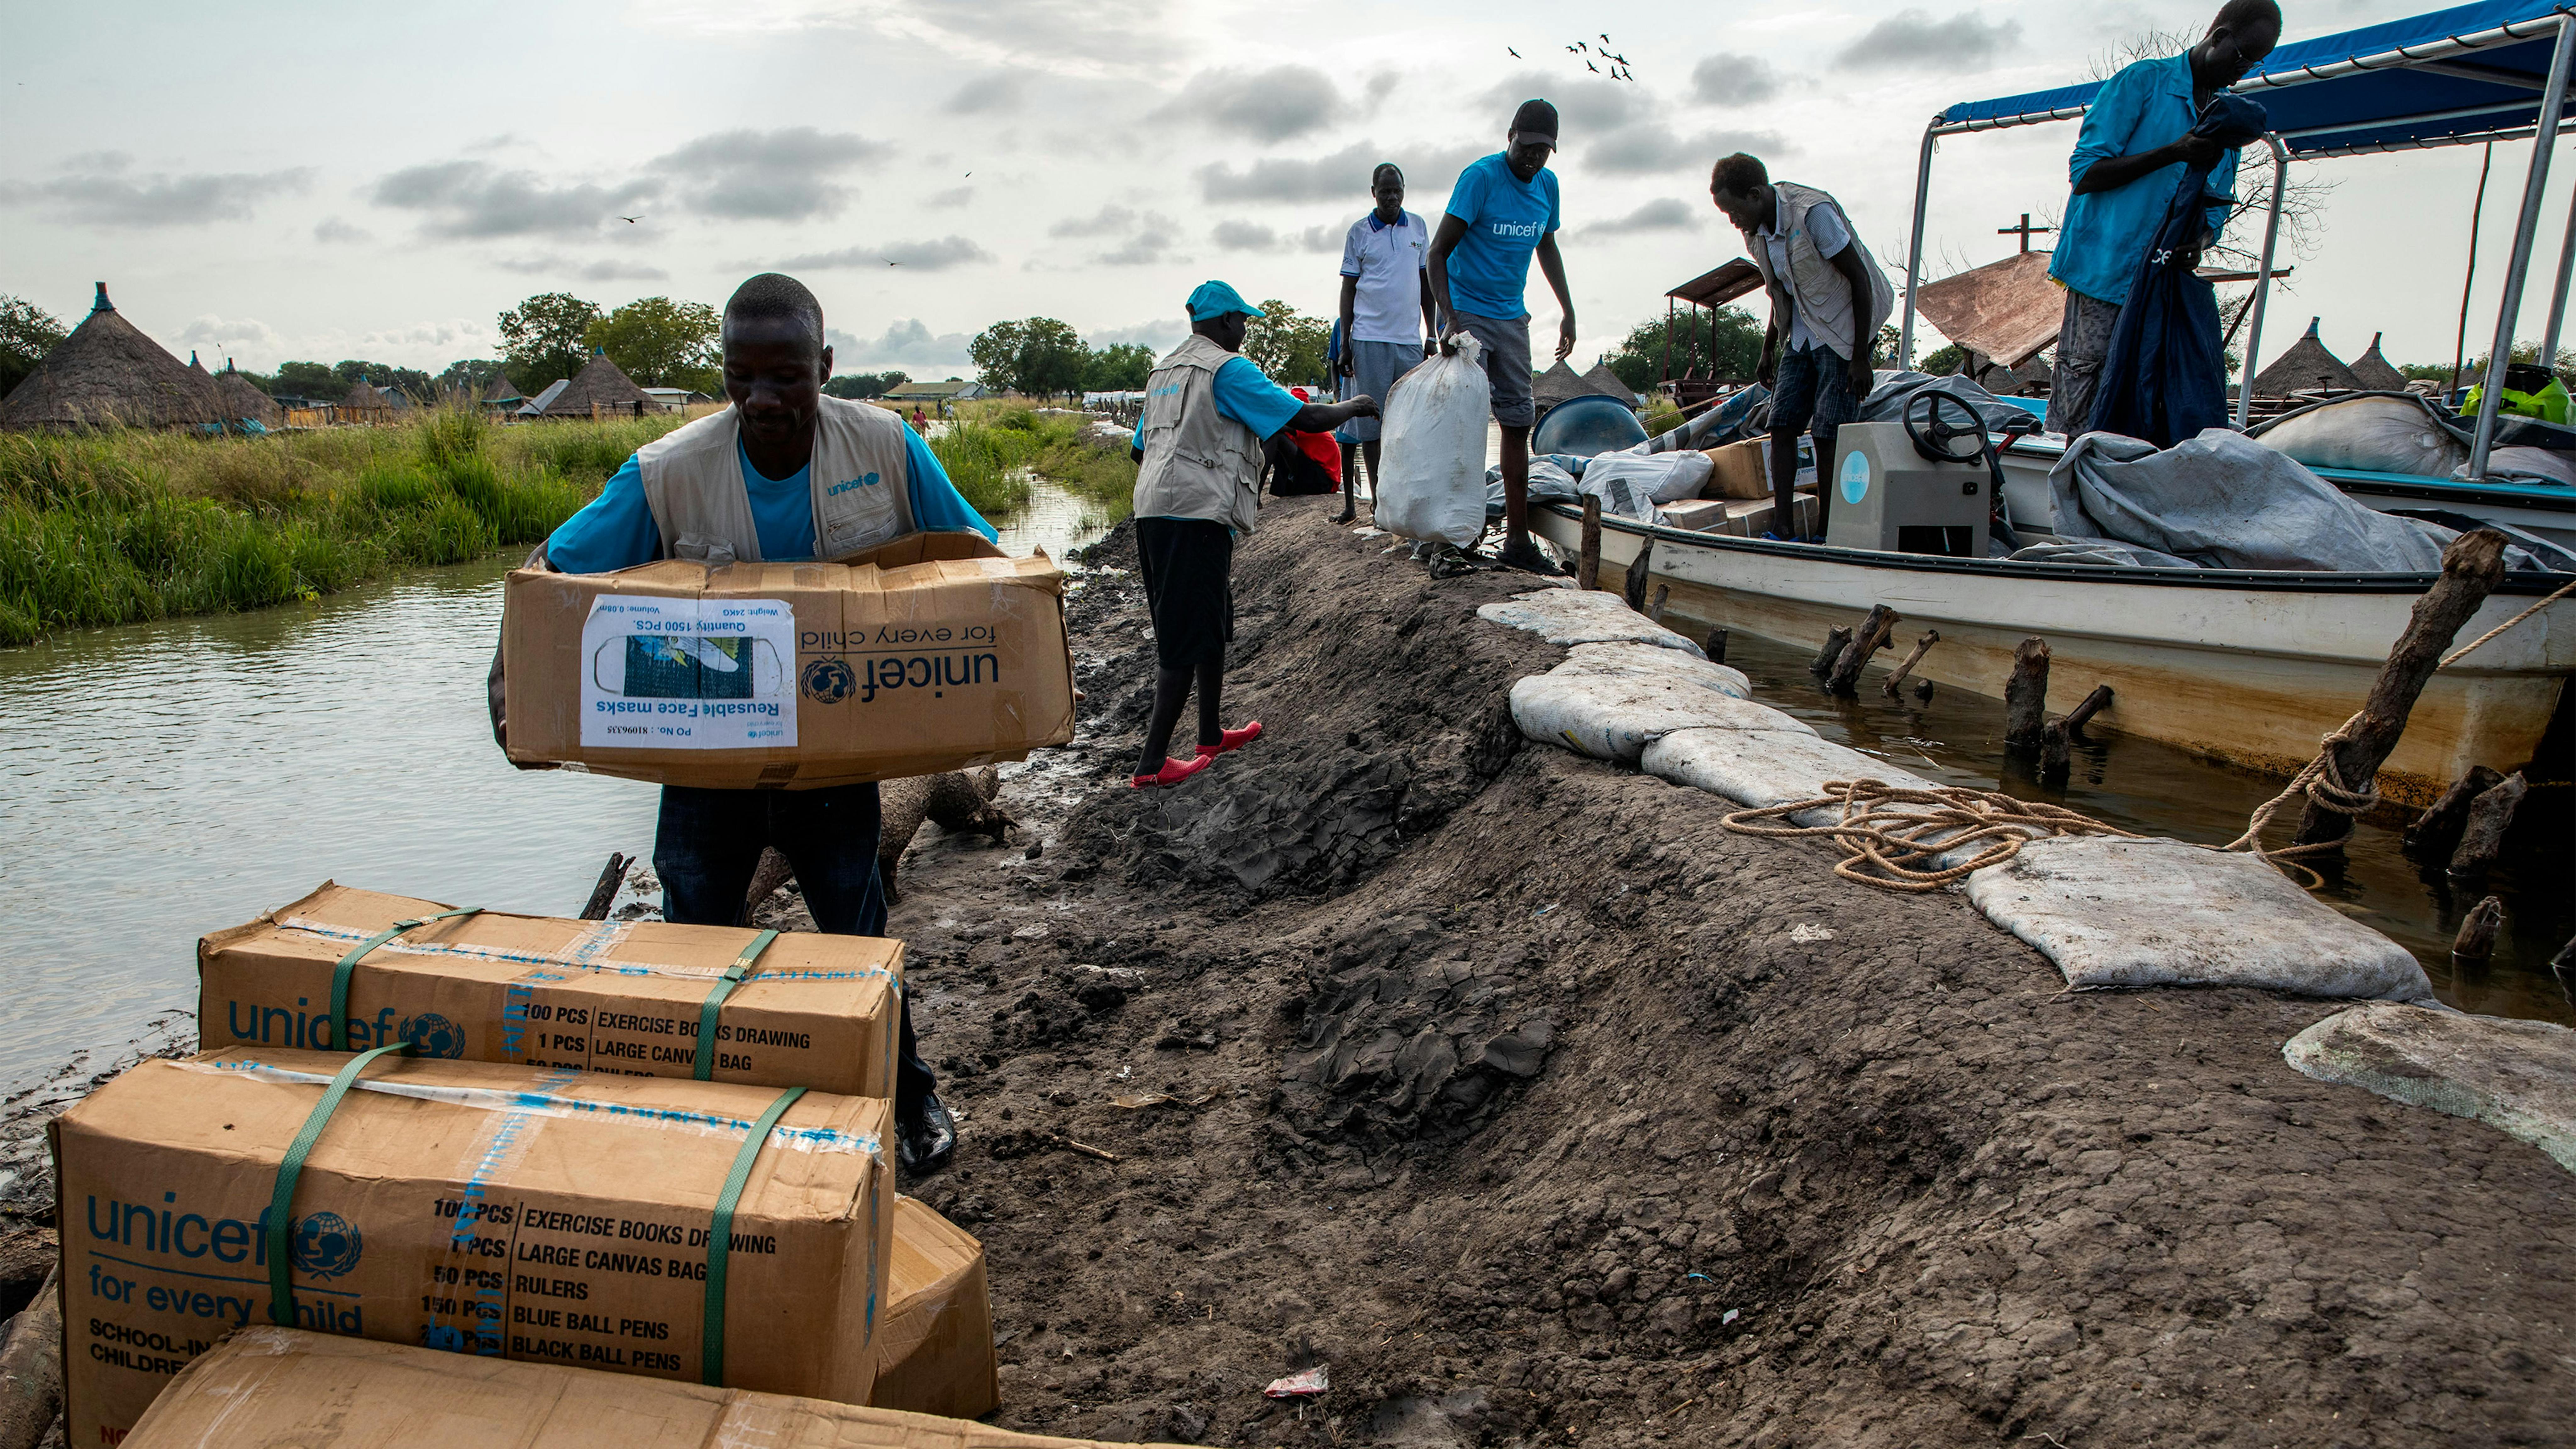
left=1936, top=0, right=2576, bottom=157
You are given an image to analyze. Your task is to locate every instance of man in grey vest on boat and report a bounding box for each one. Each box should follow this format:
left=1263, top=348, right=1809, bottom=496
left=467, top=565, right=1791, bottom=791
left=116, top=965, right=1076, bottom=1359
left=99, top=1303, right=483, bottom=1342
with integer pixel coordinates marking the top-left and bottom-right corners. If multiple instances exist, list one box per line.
left=2048, top=0, right=2280, bottom=437
left=1711, top=152, right=1894, bottom=543
left=504, top=273, right=997, bottom=1174
left=1127, top=281, right=1381, bottom=788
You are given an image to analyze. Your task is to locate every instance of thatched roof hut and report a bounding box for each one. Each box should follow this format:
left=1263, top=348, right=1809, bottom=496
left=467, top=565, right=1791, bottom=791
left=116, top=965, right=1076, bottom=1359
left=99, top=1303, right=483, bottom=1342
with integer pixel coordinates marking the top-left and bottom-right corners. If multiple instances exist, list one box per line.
left=533, top=347, right=657, bottom=419
left=214, top=357, right=285, bottom=428
left=2348, top=332, right=2407, bottom=392
left=1533, top=359, right=1635, bottom=414
left=339, top=376, right=395, bottom=413
left=482, top=371, right=525, bottom=408
left=0, top=283, right=226, bottom=430
left=2253, top=318, right=2362, bottom=397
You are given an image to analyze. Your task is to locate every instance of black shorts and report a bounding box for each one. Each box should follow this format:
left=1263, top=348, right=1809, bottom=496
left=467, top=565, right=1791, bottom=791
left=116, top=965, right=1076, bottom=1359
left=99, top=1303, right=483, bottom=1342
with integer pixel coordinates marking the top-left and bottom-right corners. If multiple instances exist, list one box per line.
left=1135, top=516, right=1234, bottom=669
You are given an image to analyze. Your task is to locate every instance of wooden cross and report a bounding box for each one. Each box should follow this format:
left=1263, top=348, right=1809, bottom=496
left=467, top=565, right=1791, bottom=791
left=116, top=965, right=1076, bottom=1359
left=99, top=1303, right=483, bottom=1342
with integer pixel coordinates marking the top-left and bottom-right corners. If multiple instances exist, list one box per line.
left=1997, top=213, right=2054, bottom=253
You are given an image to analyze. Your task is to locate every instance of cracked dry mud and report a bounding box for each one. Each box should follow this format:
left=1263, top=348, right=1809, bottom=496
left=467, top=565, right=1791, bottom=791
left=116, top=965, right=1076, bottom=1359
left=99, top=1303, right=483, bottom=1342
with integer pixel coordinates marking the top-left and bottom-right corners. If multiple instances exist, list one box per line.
left=881, top=499, right=2575, bottom=1447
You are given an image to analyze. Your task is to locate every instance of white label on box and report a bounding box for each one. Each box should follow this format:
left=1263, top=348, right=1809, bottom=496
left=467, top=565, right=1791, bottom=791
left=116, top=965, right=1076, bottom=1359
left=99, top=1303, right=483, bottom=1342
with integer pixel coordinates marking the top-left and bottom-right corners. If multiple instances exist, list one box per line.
left=579, top=593, right=797, bottom=749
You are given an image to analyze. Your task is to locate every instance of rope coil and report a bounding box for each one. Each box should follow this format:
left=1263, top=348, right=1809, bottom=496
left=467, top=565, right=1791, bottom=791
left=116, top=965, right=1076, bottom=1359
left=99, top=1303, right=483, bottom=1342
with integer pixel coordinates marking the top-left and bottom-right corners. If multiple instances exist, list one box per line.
left=1720, top=779, right=2144, bottom=893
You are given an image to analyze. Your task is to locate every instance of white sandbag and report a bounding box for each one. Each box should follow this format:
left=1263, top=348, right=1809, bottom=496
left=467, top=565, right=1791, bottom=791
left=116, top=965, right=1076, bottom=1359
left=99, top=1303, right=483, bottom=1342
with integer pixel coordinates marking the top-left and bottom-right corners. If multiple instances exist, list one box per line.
left=1581, top=450, right=1715, bottom=505
left=1964, top=836, right=2434, bottom=1000
left=2284, top=1002, right=2576, bottom=1172
left=2472, top=445, right=2576, bottom=486
left=1556, top=641, right=1752, bottom=699
left=1475, top=589, right=1706, bottom=654
left=1640, top=727, right=1938, bottom=808
left=1376, top=334, right=1491, bottom=546
left=1484, top=455, right=1583, bottom=518
left=1511, top=672, right=1810, bottom=764
left=1578, top=462, right=1662, bottom=524
left=2251, top=394, right=2468, bottom=476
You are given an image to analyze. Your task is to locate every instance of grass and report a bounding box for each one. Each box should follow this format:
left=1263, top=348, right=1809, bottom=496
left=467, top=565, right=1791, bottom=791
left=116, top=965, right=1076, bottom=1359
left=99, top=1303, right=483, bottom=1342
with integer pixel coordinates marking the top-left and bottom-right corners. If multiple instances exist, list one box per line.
left=921, top=402, right=1135, bottom=523
left=0, top=409, right=679, bottom=647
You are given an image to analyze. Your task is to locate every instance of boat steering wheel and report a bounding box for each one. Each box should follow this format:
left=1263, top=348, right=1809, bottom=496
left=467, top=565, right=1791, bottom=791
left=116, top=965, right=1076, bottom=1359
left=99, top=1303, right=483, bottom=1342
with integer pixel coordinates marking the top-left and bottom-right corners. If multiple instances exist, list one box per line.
left=1904, top=390, right=1987, bottom=464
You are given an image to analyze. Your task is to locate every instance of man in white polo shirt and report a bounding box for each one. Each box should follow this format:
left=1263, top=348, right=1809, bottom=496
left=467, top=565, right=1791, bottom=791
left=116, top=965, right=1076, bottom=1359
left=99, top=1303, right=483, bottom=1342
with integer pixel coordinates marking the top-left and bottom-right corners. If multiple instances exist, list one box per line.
left=1334, top=162, right=1434, bottom=525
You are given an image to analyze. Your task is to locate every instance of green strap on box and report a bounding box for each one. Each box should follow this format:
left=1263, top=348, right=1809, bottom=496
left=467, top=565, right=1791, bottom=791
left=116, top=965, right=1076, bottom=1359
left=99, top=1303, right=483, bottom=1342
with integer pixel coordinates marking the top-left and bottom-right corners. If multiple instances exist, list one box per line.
left=327, top=908, right=484, bottom=1051
left=267, top=1041, right=414, bottom=1326
left=692, top=929, right=778, bottom=1081
left=703, top=1085, right=805, bottom=1385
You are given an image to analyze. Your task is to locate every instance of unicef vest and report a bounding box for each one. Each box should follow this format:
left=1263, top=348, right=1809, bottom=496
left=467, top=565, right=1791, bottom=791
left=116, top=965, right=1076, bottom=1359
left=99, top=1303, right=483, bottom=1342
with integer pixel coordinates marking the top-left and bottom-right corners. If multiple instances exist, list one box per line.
left=1132, top=333, right=1264, bottom=536
left=1749, top=181, right=1895, bottom=364
left=636, top=395, right=917, bottom=563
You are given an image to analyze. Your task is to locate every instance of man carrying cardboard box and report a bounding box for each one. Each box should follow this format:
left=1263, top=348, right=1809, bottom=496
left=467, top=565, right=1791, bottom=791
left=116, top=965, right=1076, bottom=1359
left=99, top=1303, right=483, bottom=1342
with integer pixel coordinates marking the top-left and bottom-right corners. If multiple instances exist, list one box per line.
left=498, top=272, right=991, bottom=1172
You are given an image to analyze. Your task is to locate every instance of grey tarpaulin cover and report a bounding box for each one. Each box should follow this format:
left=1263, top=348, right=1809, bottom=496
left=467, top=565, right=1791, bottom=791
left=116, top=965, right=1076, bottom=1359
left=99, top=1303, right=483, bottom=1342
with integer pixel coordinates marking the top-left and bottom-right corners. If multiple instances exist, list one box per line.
left=2032, top=428, right=2457, bottom=571
left=1859, top=371, right=2035, bottom=432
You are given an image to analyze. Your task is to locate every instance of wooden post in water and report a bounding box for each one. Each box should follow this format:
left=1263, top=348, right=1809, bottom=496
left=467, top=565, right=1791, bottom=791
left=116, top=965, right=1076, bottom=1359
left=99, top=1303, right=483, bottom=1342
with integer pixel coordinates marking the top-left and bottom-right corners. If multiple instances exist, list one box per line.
left=1703, top=628, right=1729, bottom=664
left=2451, top=895, right=2506, bottom=969
left=1811, top=625, right=1854, bottom=676
left=2062, top=684, right=2113, bottom=739
left=1648, top=584, right=1670, bottom=624
left=2003, top=637, right=2051, bottom=752
left=2446, top=770, right=2528, bottom=882
left=2404, top=765, right=2505, bottom=857
left=2293, top=529, right=2510, bottom=850
left=1623, top=542, right=1655, bottom=613
left=1827, top=604, right=1901, bottom=693
left=2039, top=719, right=2073, bottom=782
left=581, top=852, right=632, bottom=920
left=1881, top=629, right=1939, bottom=697
left=1577, top=496, right=1602, bottom=591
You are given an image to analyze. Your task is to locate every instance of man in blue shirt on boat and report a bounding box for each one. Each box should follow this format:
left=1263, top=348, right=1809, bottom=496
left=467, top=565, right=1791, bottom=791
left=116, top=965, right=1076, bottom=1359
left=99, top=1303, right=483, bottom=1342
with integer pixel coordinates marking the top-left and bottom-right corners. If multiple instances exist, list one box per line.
left=504, top=272, right=996, bottom=1175
left=1428, top=98, right=1579, bottom=574
left=2049, top=0, right=2281, bottom=436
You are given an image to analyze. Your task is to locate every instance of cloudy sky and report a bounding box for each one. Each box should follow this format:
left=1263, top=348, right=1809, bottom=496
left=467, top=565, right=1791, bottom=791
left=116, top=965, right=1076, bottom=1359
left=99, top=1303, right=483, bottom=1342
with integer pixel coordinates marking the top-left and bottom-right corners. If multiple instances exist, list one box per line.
left=4, top=0, right=2558, bottom=382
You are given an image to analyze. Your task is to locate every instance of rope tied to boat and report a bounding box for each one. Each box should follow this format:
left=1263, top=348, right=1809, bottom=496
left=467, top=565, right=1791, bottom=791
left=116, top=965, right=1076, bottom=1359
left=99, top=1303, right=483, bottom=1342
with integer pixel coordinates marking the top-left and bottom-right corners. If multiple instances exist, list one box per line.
left=1719, top=779, right=2146, bottom=893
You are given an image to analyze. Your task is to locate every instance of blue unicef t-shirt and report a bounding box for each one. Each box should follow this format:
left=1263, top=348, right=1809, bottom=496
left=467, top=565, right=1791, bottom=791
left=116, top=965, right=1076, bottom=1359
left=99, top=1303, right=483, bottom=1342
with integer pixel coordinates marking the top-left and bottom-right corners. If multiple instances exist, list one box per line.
left=545, top=428, right=997, bottom=572
left=1441, top=153, right=1561, bottom=321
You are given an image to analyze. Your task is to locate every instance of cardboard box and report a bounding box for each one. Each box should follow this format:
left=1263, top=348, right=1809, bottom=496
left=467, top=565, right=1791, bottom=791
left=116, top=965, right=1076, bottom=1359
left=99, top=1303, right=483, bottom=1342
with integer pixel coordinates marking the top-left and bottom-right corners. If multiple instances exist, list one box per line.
left=1704, top=493, right=1817, bottom=539
left=199, top=883, right=901, bottom=1099
left=1700, top=438, right=1771, bottom=500
left=125, top=1328, right=1174, bottom=1449
left=54, top=1049, right=895, bottom=1446
left=1656, top=498, right=1733, bottom=532
left=504, top=531, right=1075, bottom=789
left=871, top=1197, right=997, bottom=1420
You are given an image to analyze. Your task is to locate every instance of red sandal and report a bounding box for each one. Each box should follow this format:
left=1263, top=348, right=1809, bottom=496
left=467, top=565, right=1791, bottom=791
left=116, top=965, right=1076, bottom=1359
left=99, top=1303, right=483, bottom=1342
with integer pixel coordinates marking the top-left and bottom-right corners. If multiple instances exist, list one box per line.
left=1195, top=721, right=1264, bottom=758
left=1131, top=754, right=1216, bottom=789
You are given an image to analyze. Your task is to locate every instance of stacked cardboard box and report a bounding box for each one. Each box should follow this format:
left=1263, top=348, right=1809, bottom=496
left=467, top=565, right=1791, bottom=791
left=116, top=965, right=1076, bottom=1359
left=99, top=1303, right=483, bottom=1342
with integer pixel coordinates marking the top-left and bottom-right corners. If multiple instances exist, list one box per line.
left=52, top=877, right=1000, bottom=1442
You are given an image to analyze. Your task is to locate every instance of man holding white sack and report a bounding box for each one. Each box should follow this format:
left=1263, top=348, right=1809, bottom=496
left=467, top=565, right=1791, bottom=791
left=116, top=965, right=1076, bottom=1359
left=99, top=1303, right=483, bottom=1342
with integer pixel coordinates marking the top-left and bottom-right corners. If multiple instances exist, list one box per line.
left=1335, top=161, right=1435, bottom=525
left=1427, top=97, right=1578, bottom=574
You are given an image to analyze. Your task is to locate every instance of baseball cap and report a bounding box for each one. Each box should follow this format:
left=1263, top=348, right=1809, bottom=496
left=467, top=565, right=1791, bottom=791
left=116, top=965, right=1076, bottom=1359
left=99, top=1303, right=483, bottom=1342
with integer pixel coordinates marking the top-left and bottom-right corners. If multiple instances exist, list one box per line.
left=1186, top=280, right=1265, bottom=320
left=1510, top=98, right=1559, bottom=147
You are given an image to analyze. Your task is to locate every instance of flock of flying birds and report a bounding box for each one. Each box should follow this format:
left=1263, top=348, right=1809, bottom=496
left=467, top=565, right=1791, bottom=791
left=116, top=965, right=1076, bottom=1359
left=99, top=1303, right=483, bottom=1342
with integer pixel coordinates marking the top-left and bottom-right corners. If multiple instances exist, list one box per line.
left=1504, top=33, right=1637, bottom=82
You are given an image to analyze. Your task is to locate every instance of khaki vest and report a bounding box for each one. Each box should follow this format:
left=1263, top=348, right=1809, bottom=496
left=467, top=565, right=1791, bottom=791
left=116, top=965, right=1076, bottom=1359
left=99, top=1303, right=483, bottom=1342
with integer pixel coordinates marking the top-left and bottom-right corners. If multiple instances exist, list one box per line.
left=636, top=396, right=916, bottom=563
left=1132, top=333, right=1264, bottom=535
left=1748, top=181, right=1895, bottom=364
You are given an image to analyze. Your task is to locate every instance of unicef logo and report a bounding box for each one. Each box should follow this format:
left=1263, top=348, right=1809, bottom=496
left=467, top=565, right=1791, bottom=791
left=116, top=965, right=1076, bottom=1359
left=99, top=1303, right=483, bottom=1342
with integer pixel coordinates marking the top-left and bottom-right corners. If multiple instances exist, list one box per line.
left=801, top=657, right=856, bottom=704
left=400, top=1012, right=466, bottom=1058
left=291, top=1212, right=363, bottom=1280
left=1839, top=450, right=1871, bottom=506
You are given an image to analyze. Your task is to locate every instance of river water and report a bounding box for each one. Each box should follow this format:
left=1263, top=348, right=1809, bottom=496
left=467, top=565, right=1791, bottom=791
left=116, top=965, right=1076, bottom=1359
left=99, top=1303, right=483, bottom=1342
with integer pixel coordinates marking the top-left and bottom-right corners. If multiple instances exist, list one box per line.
left=0, top=480, right=1116, bottom=1092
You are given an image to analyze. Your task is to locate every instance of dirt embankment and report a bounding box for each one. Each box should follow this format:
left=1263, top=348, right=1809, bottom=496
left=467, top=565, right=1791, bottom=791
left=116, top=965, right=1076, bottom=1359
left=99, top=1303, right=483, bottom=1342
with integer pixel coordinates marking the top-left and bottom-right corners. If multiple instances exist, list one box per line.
left=885, top=499, right=2575, bottom=1446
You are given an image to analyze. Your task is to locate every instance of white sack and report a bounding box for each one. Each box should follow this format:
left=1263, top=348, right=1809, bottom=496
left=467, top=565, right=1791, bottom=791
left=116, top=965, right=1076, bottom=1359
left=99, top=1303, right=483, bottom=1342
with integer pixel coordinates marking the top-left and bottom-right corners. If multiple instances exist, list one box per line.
left=2285, top=1002, right=2576, bottom=1172
left=1640, top=728, right=1938, bottom=808
left=1964, top=836, right=2434, bottom=1000
left=1511, top=672, right=1811, bottom=764
left=1555, top=641, right=1752, bottom=699
left=1475, top=589, right=1706, bottom=654
left=1580, top=450, right=1715, bottom=505
left=2473, top=445, right=2576, bottom=486
left=2252, top=394, right=2468, bottom=476
left=1376, top=334, right=1491, bottom=547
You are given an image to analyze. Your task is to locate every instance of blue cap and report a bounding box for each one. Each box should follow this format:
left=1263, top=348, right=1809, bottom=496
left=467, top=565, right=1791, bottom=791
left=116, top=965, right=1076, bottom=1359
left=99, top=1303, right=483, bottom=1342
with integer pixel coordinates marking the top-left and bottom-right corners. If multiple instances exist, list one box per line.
left=1186, top=280, right=1265, bottom=321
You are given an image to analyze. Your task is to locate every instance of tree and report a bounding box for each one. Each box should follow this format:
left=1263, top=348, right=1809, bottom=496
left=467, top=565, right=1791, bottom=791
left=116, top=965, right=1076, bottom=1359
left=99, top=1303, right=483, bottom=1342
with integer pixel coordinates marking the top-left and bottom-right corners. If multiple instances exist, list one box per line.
left=1242, top=299, right=1330, bottom=386
left=498, top=292, right=602, bottom=393
left=268, top=361, right=349, bottom=401
left=824, top=370, right=909, bottom=399
left=586, top=296, right=721, bottom=391
left=1917, top=343, right=1966, bottom=376
left=334, top=358, right=433, bottom=397
left=436, top=358, right=509, bottom=396
left=1082, top=343, right=1154, bottom=391
left=1602, top=306, right=1766, bottom=391
left=0, top=294, right=69, bottom=399
left=968, top=317, right=1089, bottom=397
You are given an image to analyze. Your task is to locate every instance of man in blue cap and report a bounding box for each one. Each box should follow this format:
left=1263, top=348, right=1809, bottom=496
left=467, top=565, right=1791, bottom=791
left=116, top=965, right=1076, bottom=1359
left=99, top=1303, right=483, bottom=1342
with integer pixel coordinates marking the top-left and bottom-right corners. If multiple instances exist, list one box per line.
left=1126, top=281, right=1381, bottom=788
left=1428, top=97, right=1577, bottom=573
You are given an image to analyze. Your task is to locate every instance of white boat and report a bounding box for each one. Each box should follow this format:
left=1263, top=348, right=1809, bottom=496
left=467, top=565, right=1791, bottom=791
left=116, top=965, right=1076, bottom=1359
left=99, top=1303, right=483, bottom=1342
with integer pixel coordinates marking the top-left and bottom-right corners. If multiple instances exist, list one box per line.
left=1528, top=502, right=2574, bottom=807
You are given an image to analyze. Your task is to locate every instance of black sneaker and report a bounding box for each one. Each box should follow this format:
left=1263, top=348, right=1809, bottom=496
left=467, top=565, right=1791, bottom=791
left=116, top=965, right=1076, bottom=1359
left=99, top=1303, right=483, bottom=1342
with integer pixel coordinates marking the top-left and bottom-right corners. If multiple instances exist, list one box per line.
left=1496, top=536, right=1564, bottom=575
left=897, top=1092, right=957, bottom=1174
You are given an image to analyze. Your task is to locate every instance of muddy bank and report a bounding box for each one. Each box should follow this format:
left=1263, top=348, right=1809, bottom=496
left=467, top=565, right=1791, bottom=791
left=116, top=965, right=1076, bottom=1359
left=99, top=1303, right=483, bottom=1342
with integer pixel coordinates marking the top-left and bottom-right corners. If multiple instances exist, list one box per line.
left=886, top=500, right=2574, bottom=1446
left=6, top=499, right=2570, bottom=1446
